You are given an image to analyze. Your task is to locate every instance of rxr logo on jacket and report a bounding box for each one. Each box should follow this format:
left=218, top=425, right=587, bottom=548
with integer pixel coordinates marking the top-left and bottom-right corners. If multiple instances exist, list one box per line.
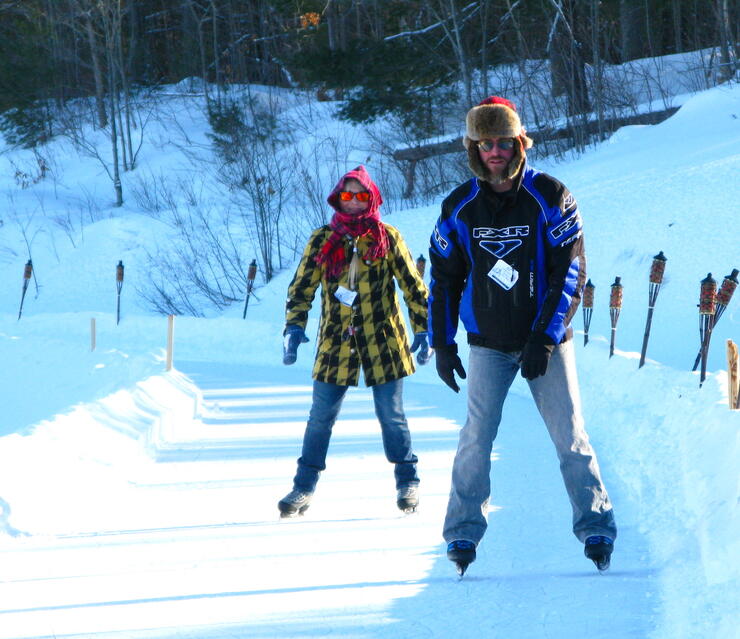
left=474, top=225, right=529, bottom=259
left=550, top=214, right=580, bottom=242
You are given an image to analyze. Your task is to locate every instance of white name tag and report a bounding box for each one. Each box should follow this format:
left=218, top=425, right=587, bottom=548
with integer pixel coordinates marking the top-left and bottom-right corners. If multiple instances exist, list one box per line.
left=334, top=285, right=358, bottom=307
left=488, top=260, right=519, bottom=290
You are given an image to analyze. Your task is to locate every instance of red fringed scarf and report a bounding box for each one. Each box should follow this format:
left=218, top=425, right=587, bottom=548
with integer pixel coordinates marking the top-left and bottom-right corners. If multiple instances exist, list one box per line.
left=315, top=166, right=389, bottom=279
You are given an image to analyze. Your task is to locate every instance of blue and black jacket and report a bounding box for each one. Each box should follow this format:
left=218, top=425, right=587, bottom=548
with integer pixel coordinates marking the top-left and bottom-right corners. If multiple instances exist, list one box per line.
left=428, top=164, right=585, bottom=352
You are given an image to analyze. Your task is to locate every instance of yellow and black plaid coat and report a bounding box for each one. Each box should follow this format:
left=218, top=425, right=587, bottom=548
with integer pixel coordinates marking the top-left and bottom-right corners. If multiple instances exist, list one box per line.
left=286, top=223, right=428, bottom=387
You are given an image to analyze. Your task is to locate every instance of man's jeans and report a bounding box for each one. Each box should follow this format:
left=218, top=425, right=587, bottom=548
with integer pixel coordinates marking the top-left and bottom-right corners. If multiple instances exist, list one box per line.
left=293, top=379, right=419, bottom=493
left=443, top=342, right=617, bottom=544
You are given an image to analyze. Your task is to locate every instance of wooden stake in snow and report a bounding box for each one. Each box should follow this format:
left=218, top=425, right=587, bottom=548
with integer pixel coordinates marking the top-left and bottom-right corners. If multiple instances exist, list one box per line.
left=582, top=279, right=595, bottom=346
left=91, top=318, right=96, bottom=352
left=18, top=259, right=33, bottom=320
left=116, top=261, right=124, bottom=325
left=609, top=277, right=623, bottom=358
left=166, top=314, right=175, bottom=371
left=727, top=340, right=739, bottom=410
left=639, top=251, right=667, bottom=368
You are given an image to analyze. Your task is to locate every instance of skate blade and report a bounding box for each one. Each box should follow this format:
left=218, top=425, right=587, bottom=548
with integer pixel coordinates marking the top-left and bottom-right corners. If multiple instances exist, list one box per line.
left=593, top=558, right=611, bottom=572
left=455, top=562, right=469, bottom=577
left=278, top=505, right=309, bottom=519
left=397, top=501, right=418, bottom=513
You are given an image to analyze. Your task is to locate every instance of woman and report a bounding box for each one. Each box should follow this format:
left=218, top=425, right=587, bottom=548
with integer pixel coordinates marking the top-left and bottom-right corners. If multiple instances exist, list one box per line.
left=279, top=165, right=430, bottom=517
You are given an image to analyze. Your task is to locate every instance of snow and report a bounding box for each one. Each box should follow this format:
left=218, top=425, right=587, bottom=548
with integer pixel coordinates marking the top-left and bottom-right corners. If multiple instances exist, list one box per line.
left=0, top=74, right=739, bottom=638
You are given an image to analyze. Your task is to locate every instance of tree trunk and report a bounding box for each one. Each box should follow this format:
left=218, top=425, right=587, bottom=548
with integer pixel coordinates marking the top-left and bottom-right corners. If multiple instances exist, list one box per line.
left=619, top=0, right=646, bottom=62
left=549, top=0, right=590, bottom=117
left=591, top=0, right=605, bottom=141
left=447, top=0, right=472, bottom=106
left=428, top=0, right=473, bottom=106
left=672, top=0, right=683, bottom=53
left=211, top=0, right=222, bottom=101
left=85, top=13, right=108, bottom=128
left=45, top=0, right=67, bottom=107
left=550, top=9, right=567, bottom=97
left=186, top=0, right=210, bottom=100
left=326, top=0, right=338, bottom=51
left=480, top=0, right=489, bottom=98
left=106, top=45, right=123, bottom=206
left=716, top=0, right=736, bottom=82
left=113, top=6, right=135, bottom=169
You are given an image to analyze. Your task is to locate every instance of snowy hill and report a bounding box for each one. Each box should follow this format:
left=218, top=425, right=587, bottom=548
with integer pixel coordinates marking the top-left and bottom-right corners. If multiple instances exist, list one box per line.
left=0, top=81, right=738, bottom=638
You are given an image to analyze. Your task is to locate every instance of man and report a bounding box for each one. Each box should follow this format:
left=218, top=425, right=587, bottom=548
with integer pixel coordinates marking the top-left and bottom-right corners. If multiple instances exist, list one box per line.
left=428, top=96, right=617, bottom=576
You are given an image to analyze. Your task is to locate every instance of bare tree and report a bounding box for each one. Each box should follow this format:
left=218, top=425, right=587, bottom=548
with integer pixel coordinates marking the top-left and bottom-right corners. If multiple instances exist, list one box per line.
left=184, top=0, right=213, bottom=103
left=136, top=175, right=252, bottom=316
left=714, top=0, right=738, bottom=82
left=425, top=0, right=477, bottom=107
left=80, top=4, right=108, bottom=128
left=590, top=0, right=606, bottom=141
left=547, top=0, right=591, bottom=151
left=619, top=0, right=646, bottom=62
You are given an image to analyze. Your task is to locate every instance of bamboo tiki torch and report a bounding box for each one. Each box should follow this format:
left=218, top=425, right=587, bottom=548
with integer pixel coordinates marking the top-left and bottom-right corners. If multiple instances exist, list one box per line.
left=609, top=277, right=623, bottom=358
left=692, top=268, right=738, bottom=371
left=582, top=279, right=595, bottom=346
left=116, top=260, right=124, bottom=325
left=416, top=254, right=427, bottom=278
left=242, top=259, right=258, bottom=319
left=18, top=259, right=33, bottom=320
left=698, top=273, right=717, bottom=387
left=639, top=251, right=667, bottom=368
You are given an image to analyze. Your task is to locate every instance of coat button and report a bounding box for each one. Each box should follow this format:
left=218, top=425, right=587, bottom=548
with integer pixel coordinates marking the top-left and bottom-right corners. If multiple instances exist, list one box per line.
left=350, top=348, right=355, bottom=354
left=365, top=260, right=371, bottom=265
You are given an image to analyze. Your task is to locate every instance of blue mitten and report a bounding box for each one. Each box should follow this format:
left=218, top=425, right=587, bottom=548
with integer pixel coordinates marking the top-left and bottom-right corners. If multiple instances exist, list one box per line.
left=283, top=325, right=309, bottom=365
left=410, top=332, right=432, bottom=366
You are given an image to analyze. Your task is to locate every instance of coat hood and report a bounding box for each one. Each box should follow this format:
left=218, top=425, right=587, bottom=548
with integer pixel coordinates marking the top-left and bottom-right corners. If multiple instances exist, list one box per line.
left=326, top=165, right=383, bottom=216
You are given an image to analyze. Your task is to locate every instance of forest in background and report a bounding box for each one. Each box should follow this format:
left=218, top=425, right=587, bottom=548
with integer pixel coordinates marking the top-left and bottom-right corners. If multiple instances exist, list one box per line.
left=1, top=1, right=738, bottom=143
left=0, top=1, right=738, bottom=313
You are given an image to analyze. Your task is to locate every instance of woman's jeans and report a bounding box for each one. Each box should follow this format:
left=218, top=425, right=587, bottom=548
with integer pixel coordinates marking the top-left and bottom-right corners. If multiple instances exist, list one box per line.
left=293, top=378, right=419, bottom=493
left=443, top=342, right=617, bottom=544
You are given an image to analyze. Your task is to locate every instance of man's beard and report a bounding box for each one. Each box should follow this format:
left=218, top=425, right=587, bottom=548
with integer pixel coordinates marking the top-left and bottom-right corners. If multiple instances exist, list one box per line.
left=486, top=160, right=510, bottom=185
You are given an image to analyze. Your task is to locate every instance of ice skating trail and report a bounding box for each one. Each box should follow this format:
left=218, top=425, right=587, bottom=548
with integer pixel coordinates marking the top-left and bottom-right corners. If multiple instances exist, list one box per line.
left=0, top=360, right=655, bottom=639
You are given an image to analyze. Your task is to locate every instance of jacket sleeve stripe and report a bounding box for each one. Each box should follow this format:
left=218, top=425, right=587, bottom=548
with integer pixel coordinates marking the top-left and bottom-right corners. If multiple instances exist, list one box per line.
left=431, top=179, right=479, bottom=257
left=522, top=175, right=582, bottom=248
left=428, top=273, right=463, bottom=345
left=429, top=180, right=481, bottom=347
left=459, top=276, right=479, bottom=335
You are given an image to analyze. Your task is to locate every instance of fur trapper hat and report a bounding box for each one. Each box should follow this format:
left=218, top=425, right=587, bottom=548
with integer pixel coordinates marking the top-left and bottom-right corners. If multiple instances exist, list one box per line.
left=463, top=96, right=533, bottom=184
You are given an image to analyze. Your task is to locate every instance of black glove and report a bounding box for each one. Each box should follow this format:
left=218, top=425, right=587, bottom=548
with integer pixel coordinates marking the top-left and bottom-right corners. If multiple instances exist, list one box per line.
left=435, top=344, right=466, bottom=393
left=410, top=332, right=432, bottom=366
left=520, top=335, right=555, bottom=380
left=283, top=325, right=309, bottom=365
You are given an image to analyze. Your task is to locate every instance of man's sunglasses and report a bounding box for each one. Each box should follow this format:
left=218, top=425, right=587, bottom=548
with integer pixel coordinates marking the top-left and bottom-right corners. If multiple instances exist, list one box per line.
left=477, top=138, right=516, bottom=152
left=339, top=190, right=371, bottom=202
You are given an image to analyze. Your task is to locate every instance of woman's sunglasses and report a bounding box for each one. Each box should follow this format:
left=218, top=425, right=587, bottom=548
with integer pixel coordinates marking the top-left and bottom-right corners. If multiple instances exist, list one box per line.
left=477, top=138, right=516, bottom=152
left=339, top=190, right=371, bottom=202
